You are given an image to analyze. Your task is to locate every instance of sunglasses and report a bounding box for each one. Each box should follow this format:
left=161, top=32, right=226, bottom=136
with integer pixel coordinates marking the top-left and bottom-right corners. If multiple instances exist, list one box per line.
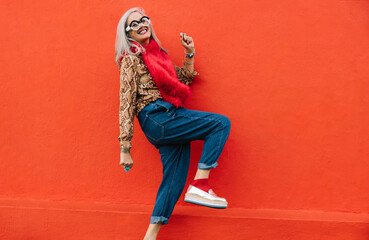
left=126, top=16, right=151, bottom=32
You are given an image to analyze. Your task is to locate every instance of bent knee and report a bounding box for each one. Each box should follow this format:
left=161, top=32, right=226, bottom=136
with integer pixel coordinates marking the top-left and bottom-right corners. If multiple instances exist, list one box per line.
left=219, top=115, right=231, bottom=132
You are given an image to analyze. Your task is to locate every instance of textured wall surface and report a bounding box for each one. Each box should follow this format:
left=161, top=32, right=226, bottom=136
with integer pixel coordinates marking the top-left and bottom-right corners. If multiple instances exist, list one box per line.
left=1, top=0, right=369, bottom=238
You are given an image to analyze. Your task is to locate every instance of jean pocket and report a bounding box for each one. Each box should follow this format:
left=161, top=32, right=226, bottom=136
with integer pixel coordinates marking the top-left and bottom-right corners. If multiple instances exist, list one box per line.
left=142, top=115, right=164, bottom=142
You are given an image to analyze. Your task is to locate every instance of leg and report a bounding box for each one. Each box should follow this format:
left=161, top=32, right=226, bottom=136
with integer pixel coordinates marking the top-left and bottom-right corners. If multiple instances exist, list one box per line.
left=195, top=110, right=231, bottom=170
left=155, top=108, right=230, bottom=209
left=149, top=143, right=191, bottom=226
left=143, top=223, right=162, bottom=240
left=138, top=100, right=231, bottom=212
left=194, top=169, right=210, bottom=180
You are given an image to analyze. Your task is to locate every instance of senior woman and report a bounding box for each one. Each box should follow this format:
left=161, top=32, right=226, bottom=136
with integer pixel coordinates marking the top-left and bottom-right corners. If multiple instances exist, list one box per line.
left=115, top=7, right=231, bottom=239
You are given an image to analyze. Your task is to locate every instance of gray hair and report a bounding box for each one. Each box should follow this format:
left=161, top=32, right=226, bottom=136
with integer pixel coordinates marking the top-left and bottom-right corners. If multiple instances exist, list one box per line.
left=114, top=7, right=167, bottom=68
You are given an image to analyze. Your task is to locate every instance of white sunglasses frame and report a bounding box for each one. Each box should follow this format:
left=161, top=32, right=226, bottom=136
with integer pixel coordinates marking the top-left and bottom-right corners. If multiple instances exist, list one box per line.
left=125, top=16, right=151, bottom=32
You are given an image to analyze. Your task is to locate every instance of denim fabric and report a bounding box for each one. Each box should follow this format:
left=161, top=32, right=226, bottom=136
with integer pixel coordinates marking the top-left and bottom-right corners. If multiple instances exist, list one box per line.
left=137, top=99, right=231, bottom=225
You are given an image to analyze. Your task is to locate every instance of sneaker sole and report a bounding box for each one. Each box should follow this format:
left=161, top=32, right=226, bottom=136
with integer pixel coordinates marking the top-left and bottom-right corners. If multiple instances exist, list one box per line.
left=184, top=193, right=228, bottom=209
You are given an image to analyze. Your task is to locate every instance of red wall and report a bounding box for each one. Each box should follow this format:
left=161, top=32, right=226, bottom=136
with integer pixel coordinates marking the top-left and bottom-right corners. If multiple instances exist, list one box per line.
left=1, top=0, right=369, bottom=223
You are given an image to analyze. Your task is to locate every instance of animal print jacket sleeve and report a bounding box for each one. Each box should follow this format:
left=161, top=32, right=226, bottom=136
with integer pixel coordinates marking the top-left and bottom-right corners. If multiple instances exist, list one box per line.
left=118, top=55, right=138, bottom=151
left=118, top=55, right=199, bottom=152
left=174, top=61, right=199, bottom=85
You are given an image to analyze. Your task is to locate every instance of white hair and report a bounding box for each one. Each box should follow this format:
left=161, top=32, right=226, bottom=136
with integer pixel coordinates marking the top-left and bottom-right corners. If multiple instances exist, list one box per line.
left=114, top=7, right=167, bottom=68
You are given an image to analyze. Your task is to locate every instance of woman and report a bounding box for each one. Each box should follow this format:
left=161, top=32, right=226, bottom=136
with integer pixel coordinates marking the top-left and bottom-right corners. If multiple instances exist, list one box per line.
left=115, top=7, right=231, bottom=240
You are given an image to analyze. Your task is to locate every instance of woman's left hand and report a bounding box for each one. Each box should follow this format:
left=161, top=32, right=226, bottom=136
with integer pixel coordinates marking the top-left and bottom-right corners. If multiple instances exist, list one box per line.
left=180, top=33, right=195, bottom=52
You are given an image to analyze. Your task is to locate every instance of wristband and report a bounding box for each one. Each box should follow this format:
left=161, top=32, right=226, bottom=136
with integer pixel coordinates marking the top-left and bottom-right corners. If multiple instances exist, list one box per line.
left=185, top=49, right=195, bottom=58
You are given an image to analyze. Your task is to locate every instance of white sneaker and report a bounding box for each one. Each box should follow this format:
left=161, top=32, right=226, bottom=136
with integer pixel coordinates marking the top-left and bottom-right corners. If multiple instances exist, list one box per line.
left=184, top=185, right=228, bottom=209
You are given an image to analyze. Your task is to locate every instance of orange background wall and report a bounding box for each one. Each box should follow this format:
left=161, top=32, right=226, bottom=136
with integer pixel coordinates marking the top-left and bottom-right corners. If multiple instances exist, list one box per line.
left=1, top=0, right=369, bottom=237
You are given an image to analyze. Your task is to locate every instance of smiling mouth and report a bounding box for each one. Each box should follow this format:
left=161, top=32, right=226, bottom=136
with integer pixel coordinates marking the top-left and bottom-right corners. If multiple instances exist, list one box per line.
left=138, top=28, right=148, bottom=34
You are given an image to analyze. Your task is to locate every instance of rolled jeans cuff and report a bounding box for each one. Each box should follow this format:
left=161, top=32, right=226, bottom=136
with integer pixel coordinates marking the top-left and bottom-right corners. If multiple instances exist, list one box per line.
left=198, top=162, right=218, bottom=170
left=150, top=216, right=169, bottom=225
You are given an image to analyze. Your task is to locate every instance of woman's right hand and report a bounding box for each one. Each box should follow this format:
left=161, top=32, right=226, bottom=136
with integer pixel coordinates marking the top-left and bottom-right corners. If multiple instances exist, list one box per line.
left=120, top=152, right=133, bottom=170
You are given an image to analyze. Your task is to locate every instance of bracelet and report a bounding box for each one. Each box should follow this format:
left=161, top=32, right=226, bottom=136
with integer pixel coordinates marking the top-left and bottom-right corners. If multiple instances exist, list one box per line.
left=184, top=49, right=195, bottom=58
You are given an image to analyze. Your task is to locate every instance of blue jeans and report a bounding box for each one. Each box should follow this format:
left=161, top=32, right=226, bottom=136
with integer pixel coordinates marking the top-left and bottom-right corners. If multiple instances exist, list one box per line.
left=137, top=99, right=231, bottom=225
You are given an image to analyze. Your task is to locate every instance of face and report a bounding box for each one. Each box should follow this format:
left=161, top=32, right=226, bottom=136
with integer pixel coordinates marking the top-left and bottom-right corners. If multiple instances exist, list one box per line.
left=127, top=12, right=152, bottom=46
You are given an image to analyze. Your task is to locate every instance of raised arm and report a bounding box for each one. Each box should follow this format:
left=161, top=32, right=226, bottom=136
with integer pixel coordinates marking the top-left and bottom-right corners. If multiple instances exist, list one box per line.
left=175, top=32, right=199, bottom=85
